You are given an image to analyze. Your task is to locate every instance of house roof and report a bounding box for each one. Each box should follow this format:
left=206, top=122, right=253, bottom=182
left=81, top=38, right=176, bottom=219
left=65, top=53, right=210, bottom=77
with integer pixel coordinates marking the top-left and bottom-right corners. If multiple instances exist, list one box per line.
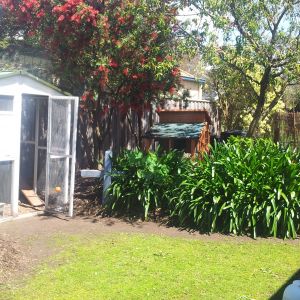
left=143, top=123, right=206, bottom=139
left=0, top=70, right=71, bottom=96
left=180, top=69, right=206, bottom=85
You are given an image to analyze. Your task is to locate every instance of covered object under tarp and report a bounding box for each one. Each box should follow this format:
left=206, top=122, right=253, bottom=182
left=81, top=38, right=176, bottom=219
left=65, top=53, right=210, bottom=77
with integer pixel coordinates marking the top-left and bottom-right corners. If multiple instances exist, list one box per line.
left=143, top=110, right=211, bottom=157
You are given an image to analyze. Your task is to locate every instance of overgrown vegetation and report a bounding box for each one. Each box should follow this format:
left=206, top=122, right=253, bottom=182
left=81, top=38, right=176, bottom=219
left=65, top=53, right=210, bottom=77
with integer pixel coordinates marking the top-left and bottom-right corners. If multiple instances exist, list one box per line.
left=107, top=138, right=300, bottom=238
left=107, top=149, right=189, bottom=218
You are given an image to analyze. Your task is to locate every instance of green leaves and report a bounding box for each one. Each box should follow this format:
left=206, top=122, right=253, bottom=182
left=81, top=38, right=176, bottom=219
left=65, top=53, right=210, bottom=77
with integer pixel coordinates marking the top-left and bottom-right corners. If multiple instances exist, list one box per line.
left=106, top=149, right=190, bottom=220
left=173, top=137, right=300, bottom=238
left=190, top=0, right=300, bottom=135
left=106, top=138, right=300, bottom=238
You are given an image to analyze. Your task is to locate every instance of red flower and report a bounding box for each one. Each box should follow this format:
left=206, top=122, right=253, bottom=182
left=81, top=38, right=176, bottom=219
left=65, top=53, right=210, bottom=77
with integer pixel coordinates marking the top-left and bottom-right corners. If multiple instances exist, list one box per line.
left=169, top=87, right=176, bottom=94
left=109, top=59, right=118, bottom=68
left=151, top=32, right=158, bottom=40
left=118, top=17, right=126, bottom=24
left=37, top=10, right=45, bottom=18
left=58, top=15, right=65, bottom=22
left=171, top=67, right=180, bottom=77
left=98, top=65, right=107, bottom=72
left=71, top=13, right=81, bottom=24
left=132, top=74, right=138, bottom=79
left=123, top=68, right=129, bottom=76
left=27, top=30, right=35, bottom=37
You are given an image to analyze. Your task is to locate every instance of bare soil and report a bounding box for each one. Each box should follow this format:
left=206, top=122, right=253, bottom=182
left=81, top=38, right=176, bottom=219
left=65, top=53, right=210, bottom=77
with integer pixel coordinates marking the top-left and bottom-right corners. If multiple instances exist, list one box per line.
left=0, top=234, right=26, bottom=283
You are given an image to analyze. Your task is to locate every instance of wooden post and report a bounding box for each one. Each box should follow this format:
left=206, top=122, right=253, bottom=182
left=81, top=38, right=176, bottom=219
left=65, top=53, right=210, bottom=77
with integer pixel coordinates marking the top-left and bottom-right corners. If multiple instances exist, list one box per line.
left=167, top=139, right=173, bottom=151
left=143, top=138, right=153, bottom=152
left=198, top=122, right=210, bottom=158
left=102, top=150, right=112, bottom=204
left=190, top=140, right=197, bottom=157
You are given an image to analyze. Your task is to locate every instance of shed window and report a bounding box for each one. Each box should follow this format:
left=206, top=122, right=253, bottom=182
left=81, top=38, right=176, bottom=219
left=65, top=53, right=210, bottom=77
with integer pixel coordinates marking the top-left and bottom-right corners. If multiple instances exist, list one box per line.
left=0, top=95, right=13, bottom=112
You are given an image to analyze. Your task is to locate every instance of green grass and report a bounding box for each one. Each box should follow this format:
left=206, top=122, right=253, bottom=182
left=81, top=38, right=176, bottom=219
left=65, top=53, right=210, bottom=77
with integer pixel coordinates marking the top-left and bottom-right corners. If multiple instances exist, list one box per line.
left=3, top=233, right=300, bottom=300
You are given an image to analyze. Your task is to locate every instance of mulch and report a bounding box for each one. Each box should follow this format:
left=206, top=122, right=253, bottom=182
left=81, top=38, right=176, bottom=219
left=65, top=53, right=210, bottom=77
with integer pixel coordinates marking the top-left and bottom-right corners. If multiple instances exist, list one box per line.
left=0, top=234, right=28, bottom=283
left=73, top=176, right=104, bottom=217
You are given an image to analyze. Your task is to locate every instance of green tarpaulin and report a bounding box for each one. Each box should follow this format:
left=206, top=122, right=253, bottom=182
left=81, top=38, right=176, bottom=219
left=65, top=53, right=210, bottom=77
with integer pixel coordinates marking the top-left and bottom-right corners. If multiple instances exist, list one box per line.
left=144, top=123, right=205, bottom=139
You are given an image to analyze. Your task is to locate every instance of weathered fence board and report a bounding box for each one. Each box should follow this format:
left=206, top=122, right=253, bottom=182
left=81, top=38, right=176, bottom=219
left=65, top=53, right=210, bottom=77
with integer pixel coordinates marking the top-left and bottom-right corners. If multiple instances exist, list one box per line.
left=273, top=112, right=300, bottom=148
left=76, top=100, right=219, bottom=168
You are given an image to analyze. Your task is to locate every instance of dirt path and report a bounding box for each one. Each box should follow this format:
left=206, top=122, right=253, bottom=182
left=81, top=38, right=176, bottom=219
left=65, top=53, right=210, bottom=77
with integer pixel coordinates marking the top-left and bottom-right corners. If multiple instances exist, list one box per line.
left=1, top=214, right=299, bottom=285
left=0, top=214, right=234, bottom=242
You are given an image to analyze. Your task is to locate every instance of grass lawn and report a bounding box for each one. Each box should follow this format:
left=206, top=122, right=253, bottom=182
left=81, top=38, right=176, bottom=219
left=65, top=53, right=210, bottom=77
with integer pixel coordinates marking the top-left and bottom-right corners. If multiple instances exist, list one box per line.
left=2, top=233, right=300, bottom=300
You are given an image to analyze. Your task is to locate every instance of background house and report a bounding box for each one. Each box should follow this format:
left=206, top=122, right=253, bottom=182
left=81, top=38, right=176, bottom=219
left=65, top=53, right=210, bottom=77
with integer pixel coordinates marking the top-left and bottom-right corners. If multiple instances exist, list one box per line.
left=179, top=69, right=205, bottom=101
left=163, top=69, right=220, bottom=136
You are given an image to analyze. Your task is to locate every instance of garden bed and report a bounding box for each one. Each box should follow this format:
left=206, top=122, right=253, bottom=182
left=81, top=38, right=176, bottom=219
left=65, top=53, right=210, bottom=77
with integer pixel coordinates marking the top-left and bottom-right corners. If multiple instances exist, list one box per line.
left=106, top=138, right=300, bottom=238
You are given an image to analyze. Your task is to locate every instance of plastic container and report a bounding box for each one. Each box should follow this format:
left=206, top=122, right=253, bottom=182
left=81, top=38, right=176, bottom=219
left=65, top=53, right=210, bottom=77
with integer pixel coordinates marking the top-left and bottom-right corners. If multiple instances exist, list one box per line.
left=283, top=280, right=300, bottom=300
left=80, top=169, right=102, bottom=178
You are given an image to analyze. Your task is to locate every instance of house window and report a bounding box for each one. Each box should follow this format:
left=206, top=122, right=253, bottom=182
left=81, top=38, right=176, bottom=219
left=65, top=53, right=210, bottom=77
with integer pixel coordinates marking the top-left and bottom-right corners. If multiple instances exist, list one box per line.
left=0, top=95, right=14, bottom=112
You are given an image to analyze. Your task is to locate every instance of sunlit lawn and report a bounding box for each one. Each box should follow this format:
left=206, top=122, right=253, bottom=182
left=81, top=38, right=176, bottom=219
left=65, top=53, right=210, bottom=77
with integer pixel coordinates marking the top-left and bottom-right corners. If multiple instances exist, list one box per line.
left=3, top=233, right=300, bottom=300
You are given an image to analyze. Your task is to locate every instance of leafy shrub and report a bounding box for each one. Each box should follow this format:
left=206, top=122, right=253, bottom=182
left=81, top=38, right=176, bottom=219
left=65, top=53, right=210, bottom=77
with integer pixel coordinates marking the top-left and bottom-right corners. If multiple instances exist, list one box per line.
left=107, top=138, right=300, bottom=238
left=172, top=138, right=300, bottom=238
left=106, top=149, right=190, bottom=219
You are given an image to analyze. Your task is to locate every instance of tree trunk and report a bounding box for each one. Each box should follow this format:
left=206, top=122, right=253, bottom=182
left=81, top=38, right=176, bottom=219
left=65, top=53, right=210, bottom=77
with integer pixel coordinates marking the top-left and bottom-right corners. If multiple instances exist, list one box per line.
left=247, top=102, right=264, bottom=137
left=247, top=66, right=271, bottom=137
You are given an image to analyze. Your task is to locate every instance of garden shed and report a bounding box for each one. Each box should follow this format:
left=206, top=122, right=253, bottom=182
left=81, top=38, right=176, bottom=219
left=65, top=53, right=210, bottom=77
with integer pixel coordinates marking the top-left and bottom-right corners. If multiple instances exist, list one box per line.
left=0, top=71, right=78, bottom=218
left=143, top=110, right=211, bottom=157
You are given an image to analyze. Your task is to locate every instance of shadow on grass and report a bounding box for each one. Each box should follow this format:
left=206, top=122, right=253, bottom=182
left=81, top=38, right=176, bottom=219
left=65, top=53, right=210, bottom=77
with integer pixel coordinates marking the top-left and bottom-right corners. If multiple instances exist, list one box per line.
left=269, top=269, right=300, bottom=300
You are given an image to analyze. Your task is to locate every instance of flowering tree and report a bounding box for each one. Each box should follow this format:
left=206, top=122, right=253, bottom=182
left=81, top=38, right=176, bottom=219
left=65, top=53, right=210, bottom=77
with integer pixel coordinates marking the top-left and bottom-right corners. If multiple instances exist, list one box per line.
left=1, top=0, right=186, bottom=165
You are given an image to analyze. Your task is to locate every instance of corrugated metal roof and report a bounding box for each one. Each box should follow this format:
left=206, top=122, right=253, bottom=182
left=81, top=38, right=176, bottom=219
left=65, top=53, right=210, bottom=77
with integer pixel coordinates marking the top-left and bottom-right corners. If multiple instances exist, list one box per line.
left=144, top=123, right=205, bottom=139
left=0, top=70, right=71, bottom=95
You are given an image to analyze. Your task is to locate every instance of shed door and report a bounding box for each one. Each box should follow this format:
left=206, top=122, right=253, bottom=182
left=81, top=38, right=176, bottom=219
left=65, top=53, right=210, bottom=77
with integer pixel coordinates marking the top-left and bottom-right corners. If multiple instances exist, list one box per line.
left=45, top=96, right=78, bottom=216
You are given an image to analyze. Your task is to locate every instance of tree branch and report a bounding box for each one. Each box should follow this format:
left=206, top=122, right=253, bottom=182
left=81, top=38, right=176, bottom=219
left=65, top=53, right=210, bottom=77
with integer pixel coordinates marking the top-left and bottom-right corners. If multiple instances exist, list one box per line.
left=229, top=2, right=263, bottom=55
left=261, top=85, right=287, bottom=120
left=220, top=53, right=260, bottom=86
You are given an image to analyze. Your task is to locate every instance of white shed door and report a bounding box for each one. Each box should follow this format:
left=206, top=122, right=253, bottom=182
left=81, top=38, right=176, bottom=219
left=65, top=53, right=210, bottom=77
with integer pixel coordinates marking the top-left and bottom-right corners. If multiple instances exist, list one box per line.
left=45, top=96, right=78, bottom=216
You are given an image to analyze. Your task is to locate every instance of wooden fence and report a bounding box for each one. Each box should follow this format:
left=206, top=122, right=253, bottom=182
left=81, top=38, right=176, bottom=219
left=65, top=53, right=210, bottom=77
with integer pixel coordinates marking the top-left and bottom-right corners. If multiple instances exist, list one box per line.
left=76, top=99, right=220, bottom=168
left=273, top=112, right=300, bottom=148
